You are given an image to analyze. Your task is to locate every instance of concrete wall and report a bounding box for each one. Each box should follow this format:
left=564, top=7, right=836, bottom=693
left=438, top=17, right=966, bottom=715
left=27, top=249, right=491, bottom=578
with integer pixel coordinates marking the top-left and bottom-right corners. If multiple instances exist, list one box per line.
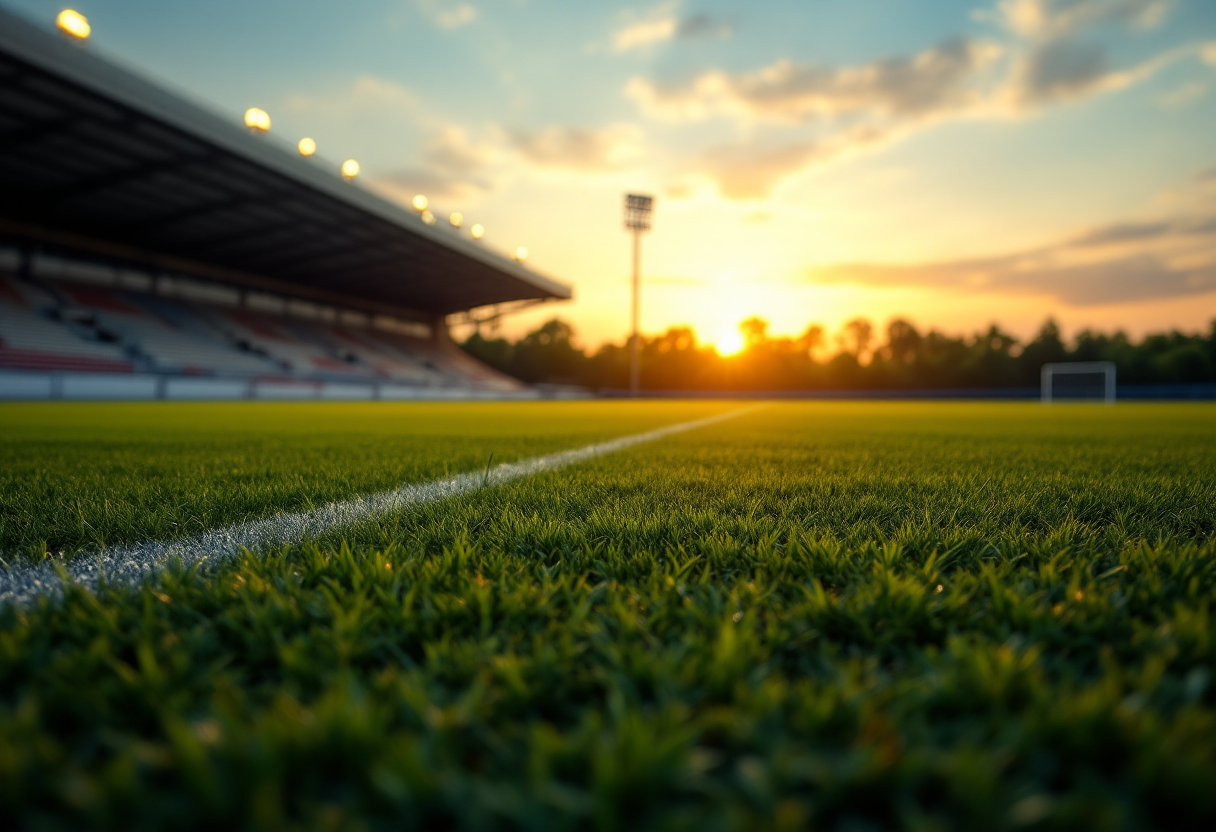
left=0, top=370, right=546, bottom=401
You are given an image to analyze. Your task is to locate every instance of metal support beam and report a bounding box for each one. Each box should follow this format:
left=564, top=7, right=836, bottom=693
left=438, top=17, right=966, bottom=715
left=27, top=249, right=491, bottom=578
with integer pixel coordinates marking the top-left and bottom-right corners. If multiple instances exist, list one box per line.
left=119, top=186, right=309, bottom=237
left=208, top=225, right=408, bottom=273
left=170, top=213, right=350, bottom=260
left=0, top=117, right=78, bottom=152
left=446, top=298, right=549, bottom=328
left=0, top=218, right=440, bottom=321
left=28, top=150, right=217, bottom=209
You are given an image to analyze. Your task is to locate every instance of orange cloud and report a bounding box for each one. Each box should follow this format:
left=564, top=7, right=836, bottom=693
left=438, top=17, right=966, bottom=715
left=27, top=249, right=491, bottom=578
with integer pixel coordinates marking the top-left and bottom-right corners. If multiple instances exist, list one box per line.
left=808, top=194, right=1216, bottom=305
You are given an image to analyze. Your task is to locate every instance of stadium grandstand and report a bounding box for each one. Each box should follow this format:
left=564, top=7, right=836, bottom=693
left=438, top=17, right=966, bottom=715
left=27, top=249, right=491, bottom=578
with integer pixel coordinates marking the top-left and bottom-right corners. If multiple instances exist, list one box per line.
left=0, top=7, right=572, bottom=400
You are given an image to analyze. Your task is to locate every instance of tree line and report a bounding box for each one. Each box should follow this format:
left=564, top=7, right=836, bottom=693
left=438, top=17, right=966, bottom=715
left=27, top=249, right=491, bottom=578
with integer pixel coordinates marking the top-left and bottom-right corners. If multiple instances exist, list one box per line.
left=459, top=316, right=1216, bottom=391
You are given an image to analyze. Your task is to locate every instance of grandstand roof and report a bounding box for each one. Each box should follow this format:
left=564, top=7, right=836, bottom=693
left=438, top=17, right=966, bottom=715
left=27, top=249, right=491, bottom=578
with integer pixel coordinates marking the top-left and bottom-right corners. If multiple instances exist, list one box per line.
left=0, top=8, right=571, bottom=318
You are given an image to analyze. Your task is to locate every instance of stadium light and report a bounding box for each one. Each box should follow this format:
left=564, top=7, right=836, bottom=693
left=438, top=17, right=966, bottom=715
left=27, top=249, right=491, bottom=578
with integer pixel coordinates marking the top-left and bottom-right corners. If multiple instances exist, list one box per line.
left=470, top=223, right=485, bottom=240
left=297, top=137, right=316, bottom=157
left=341, top=159, right=360, bottom=179
left=623, top=193, right=654, bottom=397
left=449, top=211, right=463, bottom=229
left=244, top=107, right=271, bottom=133
left=421, top=210, right=436, bottom=226
left=412, top=194, right=429, bottom=213
left=56, top=9, right=90, bottom=40
left=514, top=246, right=528, bottom=263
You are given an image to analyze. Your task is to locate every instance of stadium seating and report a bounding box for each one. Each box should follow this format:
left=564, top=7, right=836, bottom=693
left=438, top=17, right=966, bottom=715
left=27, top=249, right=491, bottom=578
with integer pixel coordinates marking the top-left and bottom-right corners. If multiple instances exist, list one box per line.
left=55, top=285, right=282, bottom=377
left=0, top=272, right=524, bottom=392
left=200, top=308, right=390, bottom=381
left=0, top=275, right=134, bottom=373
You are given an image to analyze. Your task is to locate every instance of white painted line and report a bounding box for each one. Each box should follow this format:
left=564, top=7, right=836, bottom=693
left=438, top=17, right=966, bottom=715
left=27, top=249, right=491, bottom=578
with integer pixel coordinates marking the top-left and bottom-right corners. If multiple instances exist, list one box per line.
left=0, top=407, right=756, bottom=607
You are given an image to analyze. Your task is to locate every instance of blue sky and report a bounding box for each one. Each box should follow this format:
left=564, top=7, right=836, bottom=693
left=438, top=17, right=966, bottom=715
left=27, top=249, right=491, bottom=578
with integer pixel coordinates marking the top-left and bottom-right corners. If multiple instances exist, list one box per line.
left=7, top=0, right=1216, bottom=348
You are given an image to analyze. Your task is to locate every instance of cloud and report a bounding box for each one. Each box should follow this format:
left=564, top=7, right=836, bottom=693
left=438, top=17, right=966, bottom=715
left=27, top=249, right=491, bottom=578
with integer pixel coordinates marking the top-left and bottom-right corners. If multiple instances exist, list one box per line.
left=508, top=124, right=642, bottom=172
left=1010, top=38, right=1109, bottom=101
left=807, top=211, right=1216, bottom=305
left=696, top=140, right=822, bottom=201
left=631, top=0, right=1194, bottom=201
left=417, top=0, right=478, bottom=30
left=814, top=254, right=1215, bottom=305
left=626, top=36, right=1003, bottom=199
left=1204, top=42, right=1216, bottom=65
left=992, top=0, right=1170, bottom=38
left=613, top=14, right=678, bottom=52
left=1003, top=36, right=1183, bottom=105
left=691, top=126, right=892, bottom=200
left=370, top=125, right=499, bottom=203
left=364, top=119, right=648, bottom=206
left=283, top=76, right=423, bottom=118
left=424, top=124, right=498, bottom=174
left=676, top=13, right=734, bottom=41
left=371, top=169, right=488, bottom=203
left=612, top=4, right=734, bottom=52
left=627, top=37, right=1001, bottom=123
left=987, top=0, right=1180, bottom=106
left=1069, top=220, right=1173, bottom=245
left=1159, top=81, right=1206, bottom=108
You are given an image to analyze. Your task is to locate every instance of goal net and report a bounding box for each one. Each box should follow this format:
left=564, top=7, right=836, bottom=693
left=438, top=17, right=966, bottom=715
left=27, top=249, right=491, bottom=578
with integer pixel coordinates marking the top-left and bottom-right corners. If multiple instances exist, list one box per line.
left=1041, top=361, right=1116, bottom=403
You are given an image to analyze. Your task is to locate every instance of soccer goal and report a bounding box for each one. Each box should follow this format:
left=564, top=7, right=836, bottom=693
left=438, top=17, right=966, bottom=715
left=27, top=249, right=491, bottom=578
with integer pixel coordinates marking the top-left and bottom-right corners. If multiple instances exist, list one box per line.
left=1041, top=361, right=1116, bottom=403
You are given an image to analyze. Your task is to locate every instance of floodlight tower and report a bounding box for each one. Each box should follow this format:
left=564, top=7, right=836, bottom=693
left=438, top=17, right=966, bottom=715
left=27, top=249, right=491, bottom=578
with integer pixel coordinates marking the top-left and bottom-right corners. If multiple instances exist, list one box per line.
left=623, top=193, right=653, bottom=396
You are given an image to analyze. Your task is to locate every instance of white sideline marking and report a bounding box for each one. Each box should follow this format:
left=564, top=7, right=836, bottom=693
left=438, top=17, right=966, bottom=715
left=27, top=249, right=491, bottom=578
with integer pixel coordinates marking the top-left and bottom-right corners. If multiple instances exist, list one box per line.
left=0, top=407, right=755, bottom=607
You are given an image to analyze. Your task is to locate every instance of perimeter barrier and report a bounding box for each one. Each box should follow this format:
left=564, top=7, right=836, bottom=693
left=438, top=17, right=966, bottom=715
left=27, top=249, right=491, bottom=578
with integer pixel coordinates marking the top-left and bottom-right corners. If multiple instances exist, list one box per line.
left=0, top=370, right=580, bottom=401
left=2, top=371, right=1211, bottom=401
left=598, top=385, right=1216, bottom=401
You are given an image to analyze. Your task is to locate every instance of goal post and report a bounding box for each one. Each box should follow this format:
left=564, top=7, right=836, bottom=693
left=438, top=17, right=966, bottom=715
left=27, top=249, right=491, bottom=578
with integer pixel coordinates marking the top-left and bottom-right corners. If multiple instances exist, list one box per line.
left=1041, top=361, right=1116, bottom=403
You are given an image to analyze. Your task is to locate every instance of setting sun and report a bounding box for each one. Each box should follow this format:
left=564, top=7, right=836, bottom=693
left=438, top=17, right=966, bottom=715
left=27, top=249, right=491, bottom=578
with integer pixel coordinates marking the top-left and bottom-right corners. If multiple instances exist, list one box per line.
left=714, top=328, right=745, bottom=356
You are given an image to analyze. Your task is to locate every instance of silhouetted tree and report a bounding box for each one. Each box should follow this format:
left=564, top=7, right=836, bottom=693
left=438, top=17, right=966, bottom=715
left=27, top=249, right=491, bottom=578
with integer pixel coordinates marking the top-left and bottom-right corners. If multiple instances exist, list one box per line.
left=881, top=319, right=922, bottom=365
left=461, top=331, right=513, bottom=374
left=796, top=324, right=827, bottom=360
left=740, top=317, right=769, bottom=349
left=839, top=317, right=875, bottom=363
left=1018, top=318, right=1067, bottom=384
left=459, top=315, right=1216, bottom=391
left=512, top=319, right=584, bottom=383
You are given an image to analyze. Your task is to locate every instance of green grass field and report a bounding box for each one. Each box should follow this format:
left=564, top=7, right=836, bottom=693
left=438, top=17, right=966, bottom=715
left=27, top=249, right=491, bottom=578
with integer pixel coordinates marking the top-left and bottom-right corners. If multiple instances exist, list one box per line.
left=1, top=401, right=1214, bottom=830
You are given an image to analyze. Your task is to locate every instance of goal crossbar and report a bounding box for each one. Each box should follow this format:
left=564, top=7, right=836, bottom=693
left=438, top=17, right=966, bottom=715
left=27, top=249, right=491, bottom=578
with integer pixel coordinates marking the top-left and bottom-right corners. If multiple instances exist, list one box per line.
left=1041, top=361, right=1116, bottom=404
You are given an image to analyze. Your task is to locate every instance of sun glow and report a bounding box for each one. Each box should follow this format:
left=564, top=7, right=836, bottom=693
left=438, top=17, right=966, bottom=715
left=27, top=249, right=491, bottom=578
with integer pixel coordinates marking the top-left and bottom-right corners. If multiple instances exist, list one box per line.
left=715, top=328, right=745, bottom=356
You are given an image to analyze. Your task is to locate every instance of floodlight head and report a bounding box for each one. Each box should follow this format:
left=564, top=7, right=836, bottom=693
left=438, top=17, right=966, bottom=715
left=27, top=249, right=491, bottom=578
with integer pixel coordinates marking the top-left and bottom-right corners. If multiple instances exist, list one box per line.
left=514, top=246, right=528, bottom=263
left=340, top=158, right=360, bottom=179
left=297, top=137, right=316, bottom=157
left=244, top=107, right=271, bottom=133
left=420, top=210, right=435, bottom=226
left=470, top=223, right=485, bottom=240
left=624, top=193, right=654, bottom=231
left=449, top=211, right=463, bottom=228
left=56, top=9, right=90, bottom=40
left=412, top=194, right=429, bottom=212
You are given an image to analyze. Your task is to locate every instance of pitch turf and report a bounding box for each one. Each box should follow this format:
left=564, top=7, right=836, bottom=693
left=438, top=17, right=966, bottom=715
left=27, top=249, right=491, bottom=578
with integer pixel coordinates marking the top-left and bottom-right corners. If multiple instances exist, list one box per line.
left=1, top=401, right=1214, bottom=830
left=0, top=401, right=736, bottom=560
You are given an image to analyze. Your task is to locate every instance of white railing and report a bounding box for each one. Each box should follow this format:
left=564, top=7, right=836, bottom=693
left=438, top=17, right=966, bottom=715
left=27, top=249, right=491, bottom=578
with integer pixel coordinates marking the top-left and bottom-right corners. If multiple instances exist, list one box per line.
left=0, top=370, right=549, bottom=401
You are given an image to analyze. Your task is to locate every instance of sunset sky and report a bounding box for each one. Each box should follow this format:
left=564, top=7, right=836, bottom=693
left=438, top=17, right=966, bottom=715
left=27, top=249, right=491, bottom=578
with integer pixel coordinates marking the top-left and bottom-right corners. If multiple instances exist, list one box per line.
left=8, top=0, right=1216, bottom=352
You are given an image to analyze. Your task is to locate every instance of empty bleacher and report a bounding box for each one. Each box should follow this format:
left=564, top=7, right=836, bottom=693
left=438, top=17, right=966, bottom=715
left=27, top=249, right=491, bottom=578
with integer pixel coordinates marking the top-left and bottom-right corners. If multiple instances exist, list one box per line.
left=0, top=275, right=135, bottom=373
left=200, top=308, right=383, bottom=381
left=51, top=286, right=281, bottom=377
left=0, top=270, right=527, bottom=395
